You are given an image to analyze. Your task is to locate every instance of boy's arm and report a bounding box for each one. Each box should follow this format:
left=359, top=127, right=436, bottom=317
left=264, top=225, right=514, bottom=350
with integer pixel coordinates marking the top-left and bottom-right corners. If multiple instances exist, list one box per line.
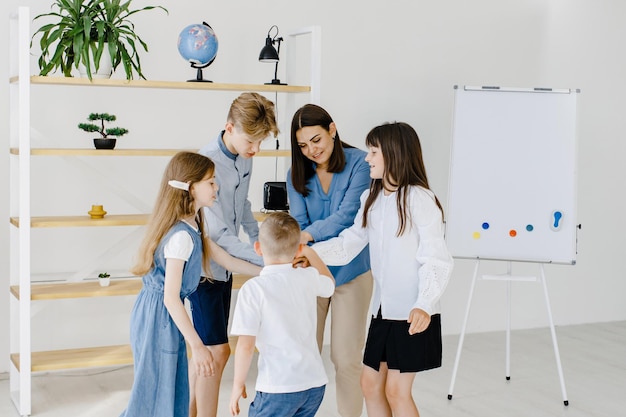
left=240, top=196, right=260, bottom=242
left=230, top=335, right=256, bottom=416
left=300, top=246, right=335, bottom=285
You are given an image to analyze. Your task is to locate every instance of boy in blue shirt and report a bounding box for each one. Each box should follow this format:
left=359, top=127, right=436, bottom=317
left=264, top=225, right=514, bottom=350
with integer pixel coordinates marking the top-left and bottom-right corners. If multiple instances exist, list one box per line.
left=189, top=92, right=279, bottom=417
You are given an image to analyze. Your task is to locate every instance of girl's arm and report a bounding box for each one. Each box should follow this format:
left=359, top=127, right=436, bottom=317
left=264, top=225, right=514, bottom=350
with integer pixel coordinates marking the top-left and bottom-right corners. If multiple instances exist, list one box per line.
left=209, top=238, right=263, bottom=276
left=311, top=195, right=369, bottom=266
left=163, top=258, right=214, bottom=377
left=304, top=153, right=371, bottom=242
left=412, top=189, right=454, bottom=315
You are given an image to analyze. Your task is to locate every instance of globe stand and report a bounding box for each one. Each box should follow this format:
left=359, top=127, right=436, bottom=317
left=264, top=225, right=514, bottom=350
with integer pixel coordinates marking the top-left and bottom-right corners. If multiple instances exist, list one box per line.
left=187, top=62, right=213, bottom=83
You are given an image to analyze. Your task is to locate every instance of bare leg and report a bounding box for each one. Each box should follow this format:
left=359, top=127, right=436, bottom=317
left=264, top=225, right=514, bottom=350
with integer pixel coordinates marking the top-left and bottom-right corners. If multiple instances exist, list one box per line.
left=385, top=369, right=419, bottom=417
left=361, top=363, right=392, bottom=417
left=190, top=343, right=230, bottom=417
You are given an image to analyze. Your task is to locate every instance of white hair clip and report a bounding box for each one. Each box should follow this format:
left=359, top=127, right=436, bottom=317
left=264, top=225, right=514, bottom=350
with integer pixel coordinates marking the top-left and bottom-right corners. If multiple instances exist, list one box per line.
left=168, top=180, right=190, bottom=191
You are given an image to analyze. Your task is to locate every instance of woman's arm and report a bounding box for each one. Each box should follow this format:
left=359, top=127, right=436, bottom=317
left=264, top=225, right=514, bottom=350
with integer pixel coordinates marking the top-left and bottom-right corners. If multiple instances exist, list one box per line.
left=163, top=258, right=214, bottom=376
left=286, top=171, right=312, bottom=230
left=209, top=239, right=263, bottom=276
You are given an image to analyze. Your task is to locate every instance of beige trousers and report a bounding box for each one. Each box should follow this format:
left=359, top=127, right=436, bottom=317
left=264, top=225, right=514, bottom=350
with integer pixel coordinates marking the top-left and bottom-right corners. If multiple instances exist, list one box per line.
left=317, top=270, right=373, bottom=417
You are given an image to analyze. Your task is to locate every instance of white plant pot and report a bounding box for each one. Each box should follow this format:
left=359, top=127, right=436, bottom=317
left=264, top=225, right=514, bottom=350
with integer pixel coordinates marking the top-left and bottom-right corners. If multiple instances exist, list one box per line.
left=98, top=277, right=111, bottom=287
left=79, top=44, right=113, bottom=79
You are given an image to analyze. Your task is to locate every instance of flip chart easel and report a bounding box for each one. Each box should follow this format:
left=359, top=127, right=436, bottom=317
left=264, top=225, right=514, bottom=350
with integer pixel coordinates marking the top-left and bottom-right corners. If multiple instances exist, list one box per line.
left=445, top=85, right=579, bottom=406
left=447, top=260, right=569, bottom=406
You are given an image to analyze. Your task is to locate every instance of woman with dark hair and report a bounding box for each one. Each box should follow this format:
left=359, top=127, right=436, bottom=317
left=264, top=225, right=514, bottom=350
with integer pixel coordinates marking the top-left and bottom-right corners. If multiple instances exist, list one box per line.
left=287, top=104, right=372, bottom=417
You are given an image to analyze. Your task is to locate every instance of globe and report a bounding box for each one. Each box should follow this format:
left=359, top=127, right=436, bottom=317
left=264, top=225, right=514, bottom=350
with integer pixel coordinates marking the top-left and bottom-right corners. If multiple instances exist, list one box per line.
left=177, top=22, right=218, bottom=81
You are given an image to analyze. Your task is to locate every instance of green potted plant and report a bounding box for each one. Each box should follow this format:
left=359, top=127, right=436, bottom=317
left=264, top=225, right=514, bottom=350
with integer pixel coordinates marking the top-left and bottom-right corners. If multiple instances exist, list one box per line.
left=98, top=272, right=111, bottom=287
left=32, top=0, right=168, bottom=80
left=79, top=112, right=128, bottom=149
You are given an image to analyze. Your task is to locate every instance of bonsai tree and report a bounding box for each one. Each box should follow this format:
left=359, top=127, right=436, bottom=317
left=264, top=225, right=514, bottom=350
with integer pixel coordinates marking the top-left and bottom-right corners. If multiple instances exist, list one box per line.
left=32, top=0, right=168, bottom=80
left=79, top=112, right=128, bottom=139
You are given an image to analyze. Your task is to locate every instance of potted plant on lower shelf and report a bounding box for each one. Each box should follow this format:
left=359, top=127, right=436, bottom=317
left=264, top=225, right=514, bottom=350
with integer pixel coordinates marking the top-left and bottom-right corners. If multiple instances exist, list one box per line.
left=98, top=272, right=111, bottom=287
left=79, top=112, right=128, bottom=149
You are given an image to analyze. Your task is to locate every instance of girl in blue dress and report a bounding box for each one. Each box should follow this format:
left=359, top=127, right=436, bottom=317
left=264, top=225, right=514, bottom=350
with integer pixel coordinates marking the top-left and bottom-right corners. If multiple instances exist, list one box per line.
left=120, top=152, right=261, bottom=417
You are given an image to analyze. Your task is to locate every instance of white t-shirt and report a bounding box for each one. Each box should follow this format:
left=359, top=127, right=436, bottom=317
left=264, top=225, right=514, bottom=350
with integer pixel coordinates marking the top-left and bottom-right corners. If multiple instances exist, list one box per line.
left=230, top=263, right=334, bottom=393
left=163, top=230, right=194, bottom=260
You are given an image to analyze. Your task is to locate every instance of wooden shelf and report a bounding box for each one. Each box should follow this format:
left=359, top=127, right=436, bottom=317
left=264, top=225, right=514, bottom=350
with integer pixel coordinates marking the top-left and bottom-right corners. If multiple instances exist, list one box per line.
left=9, top=148, right=292, bottom=157
left=10, top=75, right=311, bottom=94
left=10, top=274, right=253, bottom=301
left=11, top=344, right=133, bottom=372
left=10, top=278, right=142, bottom=300
left=10, top=212, right=269, bottom=228
left=10, top=214, right=148, bottom=228
left=10, top=340, right=241, bottom=372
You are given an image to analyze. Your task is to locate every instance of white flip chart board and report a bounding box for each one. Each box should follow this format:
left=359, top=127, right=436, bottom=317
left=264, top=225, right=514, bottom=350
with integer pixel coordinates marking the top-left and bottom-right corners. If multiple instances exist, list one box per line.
left=445, top=86, right=579, bottom=264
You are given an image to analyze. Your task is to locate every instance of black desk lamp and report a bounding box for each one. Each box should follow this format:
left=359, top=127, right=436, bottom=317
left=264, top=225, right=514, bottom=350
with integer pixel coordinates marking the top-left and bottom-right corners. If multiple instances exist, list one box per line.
left=259, top=25, right=287, bottom=85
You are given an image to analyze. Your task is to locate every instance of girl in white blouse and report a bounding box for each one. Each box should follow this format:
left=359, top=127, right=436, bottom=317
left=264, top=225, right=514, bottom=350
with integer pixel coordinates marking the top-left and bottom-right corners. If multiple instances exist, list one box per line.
left=312, top=122, right=453, bottom=417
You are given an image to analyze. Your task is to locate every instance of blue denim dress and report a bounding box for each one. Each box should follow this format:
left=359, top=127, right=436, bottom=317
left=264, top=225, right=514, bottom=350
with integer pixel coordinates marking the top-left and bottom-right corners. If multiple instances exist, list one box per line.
left=120, top=221, right=202, bottom=417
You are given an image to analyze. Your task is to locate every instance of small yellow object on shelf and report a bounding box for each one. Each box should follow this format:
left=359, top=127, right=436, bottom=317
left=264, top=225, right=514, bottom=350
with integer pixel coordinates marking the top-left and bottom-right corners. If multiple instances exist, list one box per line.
left=88, top=204, right=107, bottom=219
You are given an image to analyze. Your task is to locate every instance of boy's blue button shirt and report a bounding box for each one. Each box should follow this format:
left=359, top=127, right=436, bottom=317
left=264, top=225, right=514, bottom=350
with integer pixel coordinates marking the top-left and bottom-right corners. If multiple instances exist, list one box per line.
left=287, top=147, right=371, bottom=286
left=198, top=132, right=263, bottom=281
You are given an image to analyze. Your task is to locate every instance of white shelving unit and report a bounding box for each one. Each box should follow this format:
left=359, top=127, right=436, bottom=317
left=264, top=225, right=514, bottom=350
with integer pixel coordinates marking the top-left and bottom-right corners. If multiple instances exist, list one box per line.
left=8, top=7, right=320, bottom=415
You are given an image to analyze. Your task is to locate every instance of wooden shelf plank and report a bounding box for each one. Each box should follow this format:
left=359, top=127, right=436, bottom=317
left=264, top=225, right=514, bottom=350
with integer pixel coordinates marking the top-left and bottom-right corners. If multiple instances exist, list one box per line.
left=11, top=339, right=241, bottom=372
left=9, top=213, right=268, bottom=228
left=10, top=274, right=253, bottom=300
left=10, top=214, right=149, bottom=228
left=10, top=278, right=142, bottom=300
left=11, top=345, right=134, bottom=372
left=10, top=76, right=310, bottom=94
left=9, top=148, right=291, bottom=157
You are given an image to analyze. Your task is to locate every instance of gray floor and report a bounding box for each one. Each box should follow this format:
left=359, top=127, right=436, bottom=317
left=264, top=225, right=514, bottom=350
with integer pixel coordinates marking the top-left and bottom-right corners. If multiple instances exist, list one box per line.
left=2, top=321, right=625, bottom=417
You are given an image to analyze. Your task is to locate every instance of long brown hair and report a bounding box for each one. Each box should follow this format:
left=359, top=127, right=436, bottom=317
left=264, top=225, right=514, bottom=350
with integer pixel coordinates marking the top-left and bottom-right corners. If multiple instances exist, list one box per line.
left=361, top=122, right=443, bottom=236
left=131, top=152, right=214, bottom=276
left=290, top=104, right=354, bottom=196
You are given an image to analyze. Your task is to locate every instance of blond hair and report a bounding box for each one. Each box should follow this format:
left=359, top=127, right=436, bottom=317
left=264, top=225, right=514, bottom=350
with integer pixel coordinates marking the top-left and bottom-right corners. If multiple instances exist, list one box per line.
left=258, top=212, right=301, bottom=261
left=227, top=92, right=279, bottom=140
left=131, top=152, right=214, bottom=276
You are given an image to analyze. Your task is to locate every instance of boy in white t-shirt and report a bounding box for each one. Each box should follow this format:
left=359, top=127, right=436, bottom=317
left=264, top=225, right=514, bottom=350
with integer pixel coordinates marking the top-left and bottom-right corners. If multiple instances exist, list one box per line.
left=229, top=212, right=335, bottom=417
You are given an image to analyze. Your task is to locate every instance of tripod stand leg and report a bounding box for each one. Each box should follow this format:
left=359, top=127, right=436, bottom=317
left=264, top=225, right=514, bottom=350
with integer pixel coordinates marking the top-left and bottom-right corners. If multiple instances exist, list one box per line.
left=539, top=264, right=569, bottom=406
left=448, top=260, right=480, bottom=400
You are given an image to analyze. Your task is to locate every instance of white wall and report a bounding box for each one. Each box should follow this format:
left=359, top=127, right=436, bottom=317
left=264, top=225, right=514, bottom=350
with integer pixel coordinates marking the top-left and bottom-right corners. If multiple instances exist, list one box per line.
left=2, top=0, right=626, bottom=373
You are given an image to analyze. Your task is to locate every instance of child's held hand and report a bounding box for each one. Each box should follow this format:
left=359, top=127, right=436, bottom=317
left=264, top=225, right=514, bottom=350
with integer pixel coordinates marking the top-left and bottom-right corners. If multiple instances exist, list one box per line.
left=191, top=344, right=215, bottom=377
left=292, top=255, right=310, bottom=268
left=229, top=383, right=247, bottom=416
left=407, top=308, right=431, bottom=335
left=293, top=245, right=317, bottom=268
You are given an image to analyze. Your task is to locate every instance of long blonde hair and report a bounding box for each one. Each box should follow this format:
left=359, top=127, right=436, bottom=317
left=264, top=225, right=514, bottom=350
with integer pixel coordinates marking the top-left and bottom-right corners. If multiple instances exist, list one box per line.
left=131, top=152, right=214, bottom=276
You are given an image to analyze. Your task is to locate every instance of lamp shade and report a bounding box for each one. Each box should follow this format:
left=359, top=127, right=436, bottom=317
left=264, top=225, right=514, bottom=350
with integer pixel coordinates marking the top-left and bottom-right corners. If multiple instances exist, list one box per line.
left=259, top=36, right=279, bottom=62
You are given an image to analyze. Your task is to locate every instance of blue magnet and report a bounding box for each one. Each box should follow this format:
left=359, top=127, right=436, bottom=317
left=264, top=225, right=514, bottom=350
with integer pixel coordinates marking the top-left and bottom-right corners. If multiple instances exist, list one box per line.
left=550, top=210, right=563, bottom=231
